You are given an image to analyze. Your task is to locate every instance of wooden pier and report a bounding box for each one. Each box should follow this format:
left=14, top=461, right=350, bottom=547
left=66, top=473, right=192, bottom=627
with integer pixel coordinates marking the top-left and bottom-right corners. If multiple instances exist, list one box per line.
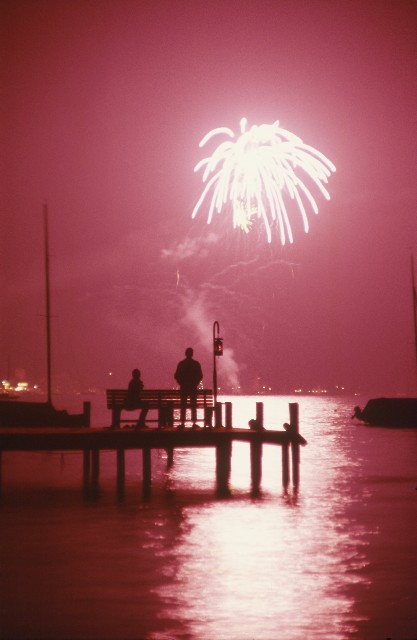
left=0, top=402, right=307, bottom=499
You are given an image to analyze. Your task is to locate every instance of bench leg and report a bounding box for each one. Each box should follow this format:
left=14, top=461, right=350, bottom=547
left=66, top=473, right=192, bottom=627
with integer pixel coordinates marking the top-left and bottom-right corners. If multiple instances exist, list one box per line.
left=112, top=408, right=121, bottom=429
left=165, top=402, right=174, bottom=427
left=159, top=404, right=173, bottom=428
left=204, top=406, right=213, bottom=428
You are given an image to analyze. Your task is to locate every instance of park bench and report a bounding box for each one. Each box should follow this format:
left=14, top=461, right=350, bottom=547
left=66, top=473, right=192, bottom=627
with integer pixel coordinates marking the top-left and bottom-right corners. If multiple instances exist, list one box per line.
left=106, top=389, right=215, bottom=429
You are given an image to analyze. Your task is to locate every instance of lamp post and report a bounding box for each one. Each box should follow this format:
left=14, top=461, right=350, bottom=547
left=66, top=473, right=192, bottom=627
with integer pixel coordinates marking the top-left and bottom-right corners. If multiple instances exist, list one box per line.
left=213, top=321, right=223, bottom=404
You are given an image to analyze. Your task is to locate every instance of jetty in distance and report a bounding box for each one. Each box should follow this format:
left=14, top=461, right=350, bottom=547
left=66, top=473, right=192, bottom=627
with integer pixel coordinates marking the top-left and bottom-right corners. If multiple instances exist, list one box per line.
left=0, top=401, right=306, bottom=500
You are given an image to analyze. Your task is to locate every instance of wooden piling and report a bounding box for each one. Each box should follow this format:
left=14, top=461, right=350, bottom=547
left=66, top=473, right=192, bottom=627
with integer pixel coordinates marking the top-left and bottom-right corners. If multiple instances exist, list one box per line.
left=83, top=448, right=90, bottom=478
left=216, top=439, right=232, bottom=496
left=142, top=447, right=151, bottom=499
left=92, top=448, right=99, bottom=480
left=289, top=402, right=300, bottom=488
left=225, top=402, right=232, bottom=429
left=249, top=403, right=264, bottom=494
left=214, top=402, right=222, bottom=428
left=256, top=402, right=264, bottom=428
left=282, top=443, right=289, bottom=489
left=117, top=447, right=125, bottom=483
left=166, top=447, right=174, bottom=468
left=250, top=439, right=262, bottom=495
left=82, top=449, right=90, bottom=498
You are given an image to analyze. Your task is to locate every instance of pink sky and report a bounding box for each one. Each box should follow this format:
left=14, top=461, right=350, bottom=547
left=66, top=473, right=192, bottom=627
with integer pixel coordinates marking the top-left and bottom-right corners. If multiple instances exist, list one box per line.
left=1, top=0, right=416, bottom=395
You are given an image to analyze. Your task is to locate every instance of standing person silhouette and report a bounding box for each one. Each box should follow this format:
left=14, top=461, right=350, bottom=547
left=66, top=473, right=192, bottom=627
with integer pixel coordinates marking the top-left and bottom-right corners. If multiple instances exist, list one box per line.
left=174, top=347, right=203, bottom=429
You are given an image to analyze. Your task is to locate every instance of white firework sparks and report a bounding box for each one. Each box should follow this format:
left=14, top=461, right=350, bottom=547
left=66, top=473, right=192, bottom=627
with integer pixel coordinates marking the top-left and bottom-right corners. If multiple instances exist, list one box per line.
left=192, top=117, right=336, bottom=243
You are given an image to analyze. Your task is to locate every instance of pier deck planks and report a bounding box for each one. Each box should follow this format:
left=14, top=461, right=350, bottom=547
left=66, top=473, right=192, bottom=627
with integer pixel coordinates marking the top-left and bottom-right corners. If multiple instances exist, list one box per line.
left=0, top=426, right=293, bottom=452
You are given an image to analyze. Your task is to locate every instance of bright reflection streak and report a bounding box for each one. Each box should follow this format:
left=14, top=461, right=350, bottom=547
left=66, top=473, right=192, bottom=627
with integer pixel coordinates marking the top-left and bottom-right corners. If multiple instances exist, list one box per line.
left=192, top=118, right=336, bottom=243
left=152, top=397, right=371, bottom=640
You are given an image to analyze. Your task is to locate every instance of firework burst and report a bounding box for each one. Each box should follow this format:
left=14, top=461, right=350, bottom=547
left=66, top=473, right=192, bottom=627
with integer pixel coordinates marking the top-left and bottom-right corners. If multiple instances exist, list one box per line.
left=192, top=118, right=336, bottom=243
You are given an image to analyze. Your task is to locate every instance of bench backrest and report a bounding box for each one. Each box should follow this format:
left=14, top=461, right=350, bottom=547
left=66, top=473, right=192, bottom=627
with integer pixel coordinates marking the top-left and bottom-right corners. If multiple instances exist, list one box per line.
left=106, top=389, right=214, bottom=409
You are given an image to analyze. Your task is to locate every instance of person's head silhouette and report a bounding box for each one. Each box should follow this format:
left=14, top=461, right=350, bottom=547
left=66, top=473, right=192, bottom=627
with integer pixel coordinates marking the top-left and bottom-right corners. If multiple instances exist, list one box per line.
left=185, top=348, right=193, bottom=358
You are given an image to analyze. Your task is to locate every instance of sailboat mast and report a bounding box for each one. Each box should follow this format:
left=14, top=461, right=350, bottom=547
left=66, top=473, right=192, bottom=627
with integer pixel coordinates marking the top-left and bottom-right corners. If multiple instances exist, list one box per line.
left=411, top=255, right=417, bottom=391
left=43, top=204, right=52, bottom=405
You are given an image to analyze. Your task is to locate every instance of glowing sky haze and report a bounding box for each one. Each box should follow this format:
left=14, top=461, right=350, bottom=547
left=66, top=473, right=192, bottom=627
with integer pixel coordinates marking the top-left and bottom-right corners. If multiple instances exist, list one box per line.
left=1, top=0, right=416, bottom=396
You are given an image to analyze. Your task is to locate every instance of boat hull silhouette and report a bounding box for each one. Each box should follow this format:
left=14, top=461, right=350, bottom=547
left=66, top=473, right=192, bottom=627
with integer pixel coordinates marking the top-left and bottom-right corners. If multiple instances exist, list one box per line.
left=353, top=397, right=417, bottom=427
left=0, top=400, right=90, bottom=428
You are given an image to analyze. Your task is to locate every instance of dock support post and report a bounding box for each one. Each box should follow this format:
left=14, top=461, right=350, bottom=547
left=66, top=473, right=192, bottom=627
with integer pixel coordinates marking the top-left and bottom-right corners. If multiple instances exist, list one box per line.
left=214, top=402, right=222, bottom=428
left=282, top=443, right=289, bottom=489
left=83, top=448, right=90, bottom=481
left=166, top=447, right=174, bottom=468
left=82, top=449, right=91, bottom=498
left=250, top=438, right=262, bottom=496
left=225, top=402, right=232, bottom=429
left=216, top=438, right=232, bottom=496
left=92, top=448, right=99, bottom=480
left=289, top=402, right=300, bottom=488
left=142, top=447, right=151, bottom=500
left=82, top=448, right=99, bottom=500
left=117, top=448, right=125, bottom=495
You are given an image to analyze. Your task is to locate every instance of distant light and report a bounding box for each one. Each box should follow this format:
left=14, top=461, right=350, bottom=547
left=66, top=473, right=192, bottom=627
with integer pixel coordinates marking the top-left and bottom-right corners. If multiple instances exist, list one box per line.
left=15, top=382, right=29, bottom=391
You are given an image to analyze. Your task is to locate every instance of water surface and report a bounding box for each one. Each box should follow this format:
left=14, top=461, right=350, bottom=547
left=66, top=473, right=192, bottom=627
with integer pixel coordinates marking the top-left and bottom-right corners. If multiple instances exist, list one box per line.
left=1, top=396, right=416, bottom=639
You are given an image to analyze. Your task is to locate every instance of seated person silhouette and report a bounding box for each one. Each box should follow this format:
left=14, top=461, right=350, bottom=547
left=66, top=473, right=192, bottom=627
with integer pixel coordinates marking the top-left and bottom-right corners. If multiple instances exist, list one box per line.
left=123, top=368, right=149, bottom=429
left=174, top=347, right=203, bottom=429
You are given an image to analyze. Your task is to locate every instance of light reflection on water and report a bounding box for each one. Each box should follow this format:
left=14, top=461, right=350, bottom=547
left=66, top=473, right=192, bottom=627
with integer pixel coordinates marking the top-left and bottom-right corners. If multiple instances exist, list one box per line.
left=149, top=397, right=371, bottom=640
left=1, top=395, right=416, bottom=639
